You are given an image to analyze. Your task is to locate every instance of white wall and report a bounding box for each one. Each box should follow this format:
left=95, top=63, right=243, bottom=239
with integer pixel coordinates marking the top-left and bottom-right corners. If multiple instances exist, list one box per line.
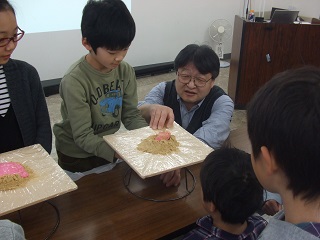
left=126, top=0, right=242, bottom=67
left=12, top=30, right=86, bottom=81
left=12, top=0, right=241, bottom=81
left=11, top=0, right=320, bottom=82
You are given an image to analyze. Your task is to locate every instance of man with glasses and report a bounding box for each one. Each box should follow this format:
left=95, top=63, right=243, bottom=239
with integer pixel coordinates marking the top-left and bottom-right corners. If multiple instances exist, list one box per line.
left=139, top=44, right=234, bottom=149
left=139, top=44, right=280, bottom=213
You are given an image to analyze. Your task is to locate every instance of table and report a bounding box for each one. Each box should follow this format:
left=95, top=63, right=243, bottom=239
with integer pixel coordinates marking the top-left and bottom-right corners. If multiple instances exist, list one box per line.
left=1, top=163, right=205, bottom=239
left=0, top=127, right=250, bottom=240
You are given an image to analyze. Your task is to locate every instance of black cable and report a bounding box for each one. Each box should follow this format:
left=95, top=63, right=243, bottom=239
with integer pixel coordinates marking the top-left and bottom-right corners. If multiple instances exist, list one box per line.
left=297, top=24, right=306, bottom=65
left=123, top=168, right=196, bottom=202
left=246, top=0, right=249, bottom=19
left=17, top=210, right=23, bottom=225
left=43, top=201, right=60, bottom=240
left=14, top=201, right=60, bottom=239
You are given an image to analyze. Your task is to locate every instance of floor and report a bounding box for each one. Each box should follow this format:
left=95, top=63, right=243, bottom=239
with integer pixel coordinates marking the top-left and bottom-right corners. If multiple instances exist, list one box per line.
left=45, top=67, right=247, bottom=161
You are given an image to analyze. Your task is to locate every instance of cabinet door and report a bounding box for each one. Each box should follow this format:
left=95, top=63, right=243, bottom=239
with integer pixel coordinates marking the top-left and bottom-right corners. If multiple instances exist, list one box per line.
left=230, top=21, right=320, bottom=108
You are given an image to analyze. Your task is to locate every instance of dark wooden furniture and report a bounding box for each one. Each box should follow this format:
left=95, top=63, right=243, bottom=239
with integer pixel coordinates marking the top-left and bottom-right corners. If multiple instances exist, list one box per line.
left=311, top=18, right=320, bottom=24
left=229, top=15, right=320, bottom=109
left=1, top=127, right=250, bottom=240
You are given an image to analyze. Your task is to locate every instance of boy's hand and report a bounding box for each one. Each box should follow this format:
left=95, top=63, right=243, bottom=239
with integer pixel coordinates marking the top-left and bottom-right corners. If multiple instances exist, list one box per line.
left=149, top=105, right=174, bottom=130
left=160, top=169, right=181, bottom=187
left=262, top=199, right=282, bottom=216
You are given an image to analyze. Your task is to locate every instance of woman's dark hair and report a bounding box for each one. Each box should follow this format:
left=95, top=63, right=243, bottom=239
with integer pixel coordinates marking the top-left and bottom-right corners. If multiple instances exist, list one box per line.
left=0, top=0, right=15, bottom=14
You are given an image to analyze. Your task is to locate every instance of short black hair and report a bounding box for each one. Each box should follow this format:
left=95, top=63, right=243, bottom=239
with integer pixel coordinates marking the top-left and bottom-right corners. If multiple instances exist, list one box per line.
left=174, top=44, right=220, bottom=79
left=0, top=0, right=15, bottom=14
left=200, top=148, right=263, bottom=224
left=81, top=0, right=135, bottom=53
left=247, top=66, right=320, bottom=201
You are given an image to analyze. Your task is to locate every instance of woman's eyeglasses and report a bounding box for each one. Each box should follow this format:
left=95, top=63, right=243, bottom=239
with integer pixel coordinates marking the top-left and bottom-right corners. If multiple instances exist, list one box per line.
left=0, top=27, right=25, bottom=47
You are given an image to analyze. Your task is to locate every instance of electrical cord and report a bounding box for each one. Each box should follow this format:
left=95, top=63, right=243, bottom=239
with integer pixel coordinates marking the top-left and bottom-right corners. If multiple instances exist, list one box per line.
left=246, top=0, right=249, bottom=19
left=44, top=201, right=60, bottom=240
left=16, top=200, right=60, bottom=240
left=123, top=167, right=196, bottom=202
left=297, top=24, right=306, bottom=65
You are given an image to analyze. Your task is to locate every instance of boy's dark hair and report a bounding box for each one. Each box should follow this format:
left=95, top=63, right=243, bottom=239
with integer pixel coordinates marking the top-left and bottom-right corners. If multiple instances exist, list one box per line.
left=247, top=66, right=320, bottom=201
left=0, top=0, right=15, bottom=14
left=200, top=148, right=263, bottom=224
left=174, top=44, right=220, bottom=80
left=81, top=0, right=135, bottom=53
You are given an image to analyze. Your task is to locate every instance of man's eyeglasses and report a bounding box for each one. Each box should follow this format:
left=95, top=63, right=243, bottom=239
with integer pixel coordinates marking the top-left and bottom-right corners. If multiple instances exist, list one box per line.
left=177, top=72, right=212, bottom=87
left=0, top=27, right=25, bottom=47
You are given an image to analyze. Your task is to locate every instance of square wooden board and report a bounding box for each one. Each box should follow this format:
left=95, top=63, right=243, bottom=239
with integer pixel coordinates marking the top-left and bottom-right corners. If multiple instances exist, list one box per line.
left=0, top=144, right=78, bottom=216
left=104, top=122, right=213, bottom=179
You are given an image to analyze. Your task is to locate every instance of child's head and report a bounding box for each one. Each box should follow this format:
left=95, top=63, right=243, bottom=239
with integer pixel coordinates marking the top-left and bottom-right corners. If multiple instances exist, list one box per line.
left=247, top=66, right=320, bottom=201
left=81, top=0, right=135, bottom=54
left=200, top=148, right=263, bottom=224
left=0, top=0, right=24, bottom=65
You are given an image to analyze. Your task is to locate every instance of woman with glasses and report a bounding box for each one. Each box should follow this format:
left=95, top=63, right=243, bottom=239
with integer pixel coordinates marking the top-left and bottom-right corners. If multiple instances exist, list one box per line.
left=0, top=0, right=52, bottom=155
left=139, top=44, right=234, bottom=150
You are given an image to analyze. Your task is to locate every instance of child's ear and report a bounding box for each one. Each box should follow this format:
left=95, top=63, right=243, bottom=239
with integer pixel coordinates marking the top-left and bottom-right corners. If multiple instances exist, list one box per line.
left=204, top=201, right=216, bottom=213
left=261, top=146, right=279, bottom=175
left=82, top=38, right=92, bottom=51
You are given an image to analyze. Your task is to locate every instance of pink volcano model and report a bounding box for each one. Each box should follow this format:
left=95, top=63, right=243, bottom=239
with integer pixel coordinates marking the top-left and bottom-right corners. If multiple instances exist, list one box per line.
left=0, top=162, right=29, bottom=178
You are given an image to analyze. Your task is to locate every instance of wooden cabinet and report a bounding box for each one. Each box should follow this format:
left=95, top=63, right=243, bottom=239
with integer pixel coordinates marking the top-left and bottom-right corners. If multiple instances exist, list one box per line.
left=228, top=15, right=320, bottom=109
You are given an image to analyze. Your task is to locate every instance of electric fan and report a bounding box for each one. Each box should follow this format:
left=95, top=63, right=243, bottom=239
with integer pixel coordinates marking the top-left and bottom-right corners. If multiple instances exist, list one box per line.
left=209, top=19, right=233, bottom=68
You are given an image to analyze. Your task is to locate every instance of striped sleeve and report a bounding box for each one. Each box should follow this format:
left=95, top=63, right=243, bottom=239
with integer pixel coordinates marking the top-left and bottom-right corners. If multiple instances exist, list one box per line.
left=0, top=65, right=11, bottom=117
